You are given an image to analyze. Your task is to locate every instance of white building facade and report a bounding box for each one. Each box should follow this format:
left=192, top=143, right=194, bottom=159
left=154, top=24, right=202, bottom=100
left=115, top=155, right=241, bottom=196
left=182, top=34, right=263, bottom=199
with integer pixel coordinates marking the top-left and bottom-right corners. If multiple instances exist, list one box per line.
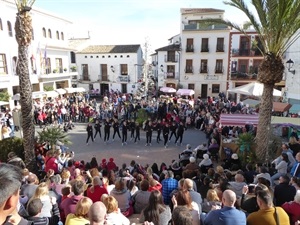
left=179, top=8, right=230, bottom=98
left=75, top=45, right=143, bottom=95
left=0, top=0, right=76, bottom=109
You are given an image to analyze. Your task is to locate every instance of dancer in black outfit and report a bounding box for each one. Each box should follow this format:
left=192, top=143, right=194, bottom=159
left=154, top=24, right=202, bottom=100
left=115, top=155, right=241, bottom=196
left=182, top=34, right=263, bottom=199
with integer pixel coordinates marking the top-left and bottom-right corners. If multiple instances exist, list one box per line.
left=129, top=119, right=135, bottom=141
left=156, top=119, right=162, bottom=143
left=103, top=118, right=111, bottom=144
left=134, top=121, right=140, bottom=143
left=163, top=123, right=170, bottom=148
left=122, top=121, right=128, bottom=146
left=112, top=118, right=121, bottom=141
left=86, top=123, right=94, bottom=145
left=94, top=120, right=102, bottom=139
left=145, top=121, right=153, bottom=146
left=169, top=121, right=177, bottom=142
left=175, top=121, right=186, bottom=146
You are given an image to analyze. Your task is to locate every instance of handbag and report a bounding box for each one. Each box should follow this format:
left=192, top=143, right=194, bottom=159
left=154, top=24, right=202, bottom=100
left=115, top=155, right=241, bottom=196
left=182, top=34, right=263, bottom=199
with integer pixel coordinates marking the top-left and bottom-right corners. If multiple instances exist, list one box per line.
left=274, top=207, right=280, bottom=225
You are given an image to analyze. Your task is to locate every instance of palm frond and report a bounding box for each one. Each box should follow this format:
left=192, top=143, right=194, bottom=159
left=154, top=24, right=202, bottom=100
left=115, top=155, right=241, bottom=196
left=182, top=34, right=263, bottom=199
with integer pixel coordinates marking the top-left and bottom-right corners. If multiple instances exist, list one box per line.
left=37, top=127, right=72, bottom=147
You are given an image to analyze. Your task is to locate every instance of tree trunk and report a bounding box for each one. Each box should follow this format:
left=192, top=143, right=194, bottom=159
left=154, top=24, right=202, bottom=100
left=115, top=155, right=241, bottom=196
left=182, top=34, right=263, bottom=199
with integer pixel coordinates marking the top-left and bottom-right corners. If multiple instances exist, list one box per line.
left=15, top=14, right=36, bottom=171
left=256, top=83, right=274, bottom=161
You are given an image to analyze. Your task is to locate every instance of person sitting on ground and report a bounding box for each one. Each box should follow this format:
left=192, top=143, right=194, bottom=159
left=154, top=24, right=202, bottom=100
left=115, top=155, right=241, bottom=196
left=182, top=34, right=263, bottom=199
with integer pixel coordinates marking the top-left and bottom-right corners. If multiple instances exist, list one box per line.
left=102, top=196, right=130, bottom=225
left=254, top=166, right=272, bottom=185
left=7, top=152, right=26, bottom=169
left=180, top=144, right=193, bottom=157
left=183, top=157, right=199, bottom=172
left=132, top=179, right=151, bottom=214
left=247, top=189, right=290, bottom=225
left=199, top=154, right=213, bottom=173
left=282, top=190, right=300, bottom=225
left=274, top=175, right=297, bottom=207
left=291, top=152, right=300, bottom=178
left=171, top=206, right=193, bottom=225
left=65, top=197, right=93, bottom=225
left=88, top=201, right=108, bottom=225
left=87, top=176, right=108, bottom=203
left=229, top=174, right=247, bottom=198
left=201, top=189, right=222, bottom=213
left=27, top=198, right=61, bottom=225
left=203, top=190, right=246, bottom=225
left=107, top=158, right=117, bottom=172
left=20, top=173, right=38, bottom=201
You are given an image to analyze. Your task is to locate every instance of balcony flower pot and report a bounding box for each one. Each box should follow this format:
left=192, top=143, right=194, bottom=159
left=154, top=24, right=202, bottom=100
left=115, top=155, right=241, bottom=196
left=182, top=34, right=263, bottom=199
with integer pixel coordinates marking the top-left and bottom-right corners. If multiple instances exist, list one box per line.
left=64, top=68, right=67, bottom=72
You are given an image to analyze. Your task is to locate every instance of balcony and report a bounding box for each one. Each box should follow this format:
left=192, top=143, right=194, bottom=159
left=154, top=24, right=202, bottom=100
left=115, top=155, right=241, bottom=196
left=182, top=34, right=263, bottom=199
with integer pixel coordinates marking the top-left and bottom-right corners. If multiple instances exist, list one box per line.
left=185, top=66, right=193, bottom=74
left=215, top=67, right=224, bottom=74
left=201, top=46, right=209, bottom=52
left=98, top=75, right=109, bottom=82
left=199, top=68, right=208, bottom=74
left=186, top=45, right=194, bottom=52
left=183, top=23, right=229, bottom=31
left=231, top=48, right=262, bottom=57
left=216, top=44, right=225, bottom=52
left=119, top=75, right=130, bottom=82
left=164, top=72, right=179, bottom=80
left=230, top=71, right=258, bottom=80
left=120, top=71, right=128, bottom=75
left=80, top=74, right=90, bottom=81
left=164, top=55, right=179, bottom=62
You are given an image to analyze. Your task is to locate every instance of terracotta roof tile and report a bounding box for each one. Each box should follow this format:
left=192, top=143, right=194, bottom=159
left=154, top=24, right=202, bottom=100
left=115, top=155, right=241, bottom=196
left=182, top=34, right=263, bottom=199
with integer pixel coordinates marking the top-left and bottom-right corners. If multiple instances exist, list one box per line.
left=181, top=8, right=224, bottom=14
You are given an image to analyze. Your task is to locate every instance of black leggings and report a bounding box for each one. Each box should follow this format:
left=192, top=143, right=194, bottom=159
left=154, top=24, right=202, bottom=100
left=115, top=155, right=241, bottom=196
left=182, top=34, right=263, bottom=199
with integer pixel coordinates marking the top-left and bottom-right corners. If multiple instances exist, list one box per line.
left=104, top=130, right=110, bottom=142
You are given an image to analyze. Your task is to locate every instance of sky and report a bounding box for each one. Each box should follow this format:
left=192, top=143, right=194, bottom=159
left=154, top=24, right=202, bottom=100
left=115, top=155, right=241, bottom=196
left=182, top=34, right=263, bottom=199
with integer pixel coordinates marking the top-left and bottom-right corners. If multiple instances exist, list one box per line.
left=34, top=0, right=253, bottom=54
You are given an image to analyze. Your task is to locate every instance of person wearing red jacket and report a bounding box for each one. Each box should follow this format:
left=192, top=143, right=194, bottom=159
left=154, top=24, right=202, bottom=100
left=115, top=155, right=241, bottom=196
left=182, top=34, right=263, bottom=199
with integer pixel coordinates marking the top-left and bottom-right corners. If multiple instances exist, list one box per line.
left=87, top=176, right=108, bottom=203
left=107, top=158, right=117, bottom=172
left=282, top=190, right=300, bottom=224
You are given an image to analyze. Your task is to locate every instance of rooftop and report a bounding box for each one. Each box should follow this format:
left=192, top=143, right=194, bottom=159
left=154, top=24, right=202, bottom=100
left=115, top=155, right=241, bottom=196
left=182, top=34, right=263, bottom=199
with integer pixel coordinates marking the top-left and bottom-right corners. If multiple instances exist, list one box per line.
left=181, top=8, right=225, bottom=14
left=78, top=45, right=141, bottom=54
left=155, top=44, right=181, bottom=52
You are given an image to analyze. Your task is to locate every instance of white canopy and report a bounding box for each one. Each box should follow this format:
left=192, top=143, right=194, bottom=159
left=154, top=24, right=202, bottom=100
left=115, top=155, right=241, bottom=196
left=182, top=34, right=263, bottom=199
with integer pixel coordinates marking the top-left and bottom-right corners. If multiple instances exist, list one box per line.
left=0, top=101, right=9, bottom=106
left=228, top=82, right=282, bottom=97
left=32, top=91, right=46, bottom=99
left=160, top=87, right=176, bottom=93
left=64, top=87, right=86, bottom=93
left=176, top=89, right=195, bottom=96
left=46, top=91, right=59, bottom=98
left=55, top=88, right=67, bottom=95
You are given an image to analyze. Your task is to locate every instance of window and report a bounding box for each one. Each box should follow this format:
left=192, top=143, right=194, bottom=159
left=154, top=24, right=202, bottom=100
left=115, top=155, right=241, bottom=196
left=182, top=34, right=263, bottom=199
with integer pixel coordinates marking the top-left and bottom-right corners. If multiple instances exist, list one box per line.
left=90, top=56, right=93, bottom=58
left=120, top=55, right=123, bottom=58
left=216, top=38, right=224, bottom=52
left=42, top=27, right=46, bottom=37
left=61, top=32, right=64, bottom=40
left=252, top=60, right=262, bottom=74
left=55, top=58, right=63, bottom=73
left=188, top=83, right=195, bottom=90
left=46, top=29, right=51, bottom=39
left=102, top=56, right=105, bottom=58
left=127, top=55, right=130, bottom=58
left=30, top=55, right=36, bottom=74
left=7, top=21, right=13, bottom=37
left=96, top=56, right=99, bottom=58
left=215, top=60, right=223, bottom=73
left=108, top=55, right=111, bottom=58
left=70, top=52, right=76, bottom=63
left=0, top=54, right=8, bottom=74
left=85, top=56, right=87, bottom=58
left=238, top=59, right=248, bottom=73
left=200, top=60, right=208, bottom=73
left=12, top=56, right=17, bottom=74
left=56, top=31, right=60, bottom=40
left=166, top=51, right=177, bottom=62
left=31, top=29, right=34, bottom=40
left=212, top=84, right=220, bottom=93
left=45, top=58, right=51, bottom=74
left=185, top=59, right=193, bottom=73
left=186, top=38, right=194, bottom=52
left=240, top=36, right=250, bottom=56
left=120, top=64, right=128, bottom=75
left=166, top=65, right=175, bottom=78
left=0, top=18, right=2, bottom=30
left=100, top=64, right=108, bottom=81
left=201, top=38, right=209, bottom=52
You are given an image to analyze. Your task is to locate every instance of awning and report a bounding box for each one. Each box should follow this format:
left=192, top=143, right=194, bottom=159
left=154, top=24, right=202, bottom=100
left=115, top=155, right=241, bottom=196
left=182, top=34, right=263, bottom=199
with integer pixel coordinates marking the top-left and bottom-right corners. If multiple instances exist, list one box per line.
left=160, top=87, right=176, bottom=93
left=32, top=91, right=46, bottom=99
left=64, top=87, right=86, bottom=93
left=242, top=99, right=261, bottom=107
left=0, top=101, right=9, bottom=106
left=45, top=91, right=59, bottom=98
left=220, top=114, right=259, bottom=126
left=289, top=104, right=300, bottom=114
left=273, top=102, right=292, bottom=112
left=176, top=89, right=195, bottom=96
left=271, top=116, right=300, bottom=128
left=55, top=88, right=67, bottom=95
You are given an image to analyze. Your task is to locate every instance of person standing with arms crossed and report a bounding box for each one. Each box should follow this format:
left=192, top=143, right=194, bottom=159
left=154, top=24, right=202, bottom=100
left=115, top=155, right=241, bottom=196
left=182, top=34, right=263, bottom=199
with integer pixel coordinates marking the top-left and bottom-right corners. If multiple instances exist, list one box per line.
left=86, top=123, right=94, bottom=145
left=94, top=120, right=102, bottom=140
left=112, top=118, right=121, bottom=141
left=103, top=118, right=111, bottom=144
left=122, top=120, right=128, bottom=146
left=163, top=123, right=170, bottom=148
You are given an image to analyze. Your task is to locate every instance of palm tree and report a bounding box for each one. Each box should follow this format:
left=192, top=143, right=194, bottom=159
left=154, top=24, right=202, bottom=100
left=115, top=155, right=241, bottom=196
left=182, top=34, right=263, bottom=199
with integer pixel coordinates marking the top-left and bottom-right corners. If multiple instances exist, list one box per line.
left=14, top=0, right=36, bottom=170
left=200, top=0, right=300, bottom=160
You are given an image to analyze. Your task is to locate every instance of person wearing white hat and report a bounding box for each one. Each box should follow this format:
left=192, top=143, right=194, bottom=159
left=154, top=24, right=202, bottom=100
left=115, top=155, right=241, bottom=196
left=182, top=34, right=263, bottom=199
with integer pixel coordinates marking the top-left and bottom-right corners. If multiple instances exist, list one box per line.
left=199, top=154, right=213, bottom=167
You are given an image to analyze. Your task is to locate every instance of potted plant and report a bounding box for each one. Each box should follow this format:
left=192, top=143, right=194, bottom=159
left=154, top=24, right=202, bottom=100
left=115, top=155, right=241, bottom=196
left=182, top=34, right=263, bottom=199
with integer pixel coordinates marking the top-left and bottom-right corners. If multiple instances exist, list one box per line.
left=37, top=127, right=71, bottom=151
left=53, top=69, right=58, bottom=73
left=70, top=66, right=77, bottom=72
left=64, top=68, right=67, bottom=72
left=237, top=132, right=255, bottom=164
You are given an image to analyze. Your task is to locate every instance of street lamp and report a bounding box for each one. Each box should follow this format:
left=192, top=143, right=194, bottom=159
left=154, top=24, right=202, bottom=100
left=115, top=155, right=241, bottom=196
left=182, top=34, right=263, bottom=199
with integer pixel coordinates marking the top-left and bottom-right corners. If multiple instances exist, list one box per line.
left=286, top=59, right=295, bottom=75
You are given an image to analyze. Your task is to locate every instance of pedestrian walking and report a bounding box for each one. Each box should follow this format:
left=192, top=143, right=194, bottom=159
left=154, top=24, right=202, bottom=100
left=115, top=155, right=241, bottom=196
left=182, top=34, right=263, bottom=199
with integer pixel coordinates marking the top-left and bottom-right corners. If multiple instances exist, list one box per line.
left=104, top=118, right=111, bottom=144
left=175, top=121, right=186, bottom=146
left=169, top=121, right=177, bottom=143
left=163, top=123, right=170, bottom=148
left=94, top=120, right=102, bottom=139
left=122, top=121, right=128, bottom=146
left=86, top=123, right=94, bottom=145
left=145, top=121, right=153, bottom=146
left=134, top=122, right=140, bottom=143
left=112, top=118, right=121, bottom=141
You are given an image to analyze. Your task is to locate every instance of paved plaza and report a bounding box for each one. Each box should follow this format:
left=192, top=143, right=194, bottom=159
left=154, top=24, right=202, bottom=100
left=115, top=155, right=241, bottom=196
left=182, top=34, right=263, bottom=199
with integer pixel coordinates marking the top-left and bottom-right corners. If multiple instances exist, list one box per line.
left=35, top=123, right=207, bottom=167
